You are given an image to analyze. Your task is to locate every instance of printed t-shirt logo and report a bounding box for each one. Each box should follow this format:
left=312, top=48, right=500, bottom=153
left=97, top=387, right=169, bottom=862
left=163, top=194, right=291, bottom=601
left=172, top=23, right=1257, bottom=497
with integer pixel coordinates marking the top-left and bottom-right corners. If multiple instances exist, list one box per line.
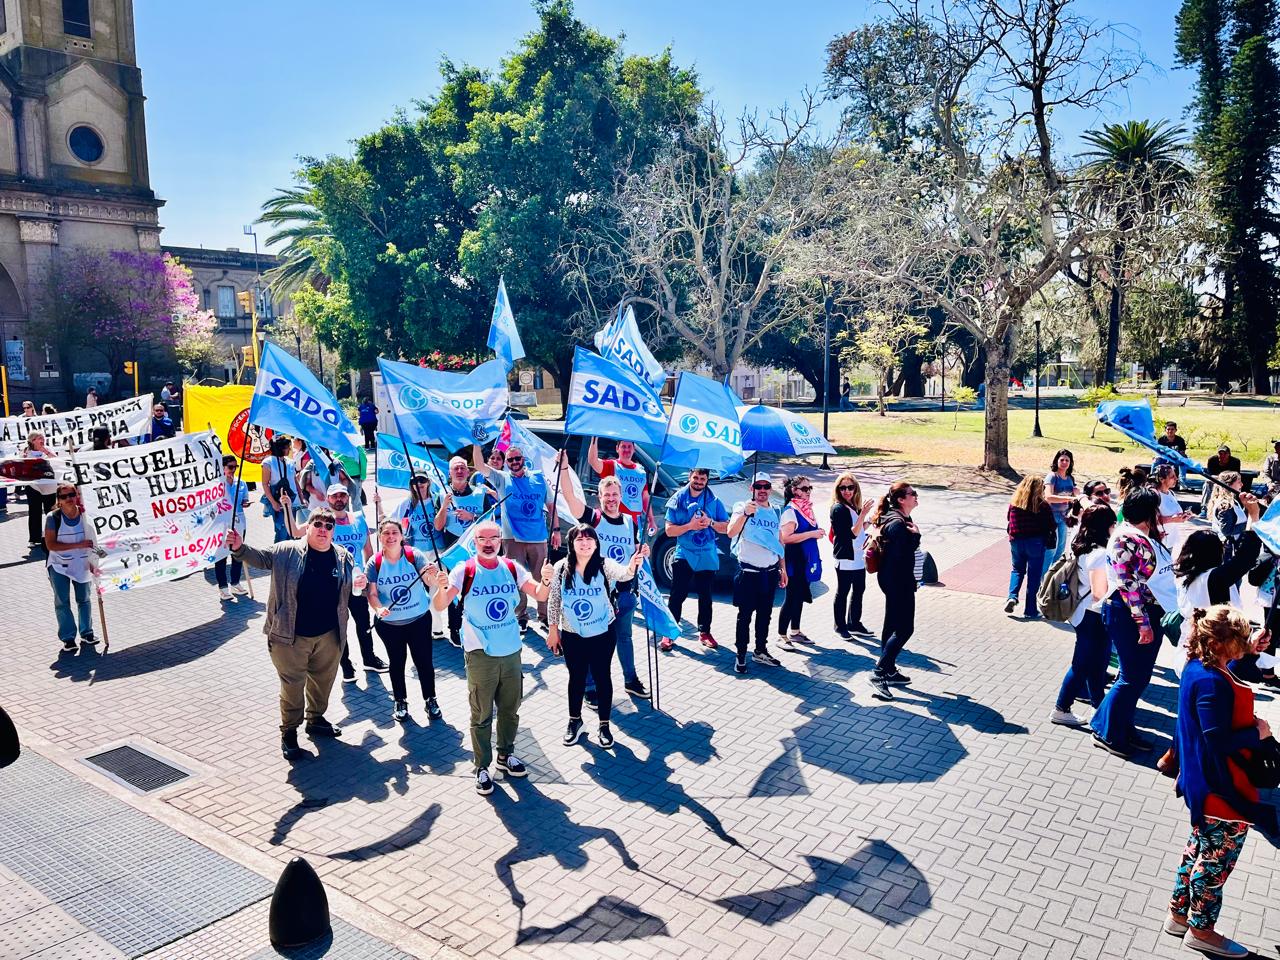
left=485, top=597, right=509, bottom=621
left=571, top=598, right=594, bottom=621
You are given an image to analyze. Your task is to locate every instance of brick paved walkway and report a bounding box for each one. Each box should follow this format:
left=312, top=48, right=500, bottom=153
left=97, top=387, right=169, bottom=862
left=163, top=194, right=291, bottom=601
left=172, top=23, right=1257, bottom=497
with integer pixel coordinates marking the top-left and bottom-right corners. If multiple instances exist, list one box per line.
left=3, top=472, right=1280, bottom=959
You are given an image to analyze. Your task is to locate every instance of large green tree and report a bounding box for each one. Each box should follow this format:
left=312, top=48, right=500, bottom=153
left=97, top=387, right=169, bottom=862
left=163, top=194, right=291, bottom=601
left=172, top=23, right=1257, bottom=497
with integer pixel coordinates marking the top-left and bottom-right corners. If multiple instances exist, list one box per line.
left=1177, top=0, right=1280, bottom=393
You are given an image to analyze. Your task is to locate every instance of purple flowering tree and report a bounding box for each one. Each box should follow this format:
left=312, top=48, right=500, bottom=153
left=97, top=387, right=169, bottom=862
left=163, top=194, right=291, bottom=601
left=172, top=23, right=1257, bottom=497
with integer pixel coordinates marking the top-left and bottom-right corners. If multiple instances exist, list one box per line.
left=33, top=250, right=202, bottom=400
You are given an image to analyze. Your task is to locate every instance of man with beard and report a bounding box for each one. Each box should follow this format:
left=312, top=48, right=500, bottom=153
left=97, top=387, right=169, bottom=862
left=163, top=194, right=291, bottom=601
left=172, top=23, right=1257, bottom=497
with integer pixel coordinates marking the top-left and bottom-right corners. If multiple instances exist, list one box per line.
left=664, top=467, right=729, bottom=651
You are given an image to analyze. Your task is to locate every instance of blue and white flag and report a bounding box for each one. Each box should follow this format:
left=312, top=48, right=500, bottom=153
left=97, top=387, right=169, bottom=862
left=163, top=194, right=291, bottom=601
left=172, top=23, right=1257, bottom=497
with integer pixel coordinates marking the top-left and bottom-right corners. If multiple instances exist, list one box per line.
left=1256, top=499, right=1280, bottom=557
left=250, top=341, right=360, bottom=460
left=1097, top=400, right=1203, bottom=476
left=375, top=432, right=449, bottom=490
left=635, top=557, right=680, bottom=640
left=661, top=371, right=744, bottom=474
left=595, top=304, right=665, bottom=391
left=439, top=524, right=477, bottom=571
left=378, top=356, right=508, bottom=450
left=487, top=276, right=525, bottom=367
left=564, top=346, right=667, bottom=446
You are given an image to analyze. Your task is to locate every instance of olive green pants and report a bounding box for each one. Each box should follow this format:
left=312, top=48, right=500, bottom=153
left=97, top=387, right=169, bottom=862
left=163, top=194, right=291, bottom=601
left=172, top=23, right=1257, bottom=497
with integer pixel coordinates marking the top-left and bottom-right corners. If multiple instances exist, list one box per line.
left=465, top=648, right=522, bottom=771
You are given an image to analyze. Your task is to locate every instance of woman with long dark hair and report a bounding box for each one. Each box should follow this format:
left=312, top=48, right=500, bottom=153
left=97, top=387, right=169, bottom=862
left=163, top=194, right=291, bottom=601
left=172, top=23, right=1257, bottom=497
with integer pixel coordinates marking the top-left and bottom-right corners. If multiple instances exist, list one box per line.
left=777, top=475, right=824, bottom=651
left=1042, top=449, right=1078, bottom=572
left=44, top=481, right=96, bottom=652
left=261, top=435, right=300, bottom=543
left=830, top=472, right=874, bottom=637
left=1090, top=487, right=1178, bottom=758
left=1175, top=506, right=1263, bottom=676
left=1050, top=504, right=1117, bottom=727
left=546, top=523, right=644, bottom=749
left=869, top=481, right=922, bottom=700
left=366, top=519, right=440, bottom=723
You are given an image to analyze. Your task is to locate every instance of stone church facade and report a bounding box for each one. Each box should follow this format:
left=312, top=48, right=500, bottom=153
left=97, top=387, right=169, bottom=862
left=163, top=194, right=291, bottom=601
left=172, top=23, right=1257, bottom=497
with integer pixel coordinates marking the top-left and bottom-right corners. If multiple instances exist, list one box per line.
left=0, top=0, right=163, bottom=407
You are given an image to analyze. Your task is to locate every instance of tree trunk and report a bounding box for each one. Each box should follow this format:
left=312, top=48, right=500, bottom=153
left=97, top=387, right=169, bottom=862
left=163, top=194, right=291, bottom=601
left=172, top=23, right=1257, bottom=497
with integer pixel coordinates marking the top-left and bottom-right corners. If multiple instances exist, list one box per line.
left=1102, top=242, right=1124, bottom=385
left=982, top=337, right=1011, bottom=471
left=1215, top=271, right=1236, bottom=393
left=899, top=345, right=925, bottom=397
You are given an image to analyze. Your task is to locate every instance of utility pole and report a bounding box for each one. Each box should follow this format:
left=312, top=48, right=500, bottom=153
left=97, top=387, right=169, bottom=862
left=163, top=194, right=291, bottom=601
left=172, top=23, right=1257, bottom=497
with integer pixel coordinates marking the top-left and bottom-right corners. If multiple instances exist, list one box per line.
left=1032, top=317, right=1043, bottom=438
left=821, top=279, right=832, bottom=471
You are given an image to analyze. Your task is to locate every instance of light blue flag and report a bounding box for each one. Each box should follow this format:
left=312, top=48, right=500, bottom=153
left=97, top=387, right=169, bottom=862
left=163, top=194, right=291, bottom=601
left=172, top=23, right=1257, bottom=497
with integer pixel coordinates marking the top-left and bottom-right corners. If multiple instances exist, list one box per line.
left=378, top=356, right=508, bottom=450
left=250, top=341, right=360, bottom=460
left=661, top=371, right=744, bottom=474
left=439, top=525, right=477, bottom=571
left=487, top=276, right=525, bottom=367
left=595, top=304, right=665, bottom=391
left=1256, top=499, right=1280, bottom=557
left=635, top=557, right=680, bottom=640
left=1097, top=400, right=1203, bottom=476
left=564, top=346, right=668, bottom=446
left=375, top=432, right=449, bottom=489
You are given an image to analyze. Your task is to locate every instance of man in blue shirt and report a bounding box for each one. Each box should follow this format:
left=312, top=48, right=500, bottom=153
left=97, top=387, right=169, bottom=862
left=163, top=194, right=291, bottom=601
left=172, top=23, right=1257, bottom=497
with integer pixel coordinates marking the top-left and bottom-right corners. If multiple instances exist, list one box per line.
left=664, top=467, right=729, bottom=651
left=146, top=402, right=176, bottom=442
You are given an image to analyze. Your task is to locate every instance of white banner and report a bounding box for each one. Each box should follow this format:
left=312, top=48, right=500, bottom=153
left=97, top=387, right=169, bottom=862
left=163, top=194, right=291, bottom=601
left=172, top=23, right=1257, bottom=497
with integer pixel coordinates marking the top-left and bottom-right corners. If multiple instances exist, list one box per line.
left=0, top=394, right=153, bottom=452
left=67, top=430, right=231, bottom=594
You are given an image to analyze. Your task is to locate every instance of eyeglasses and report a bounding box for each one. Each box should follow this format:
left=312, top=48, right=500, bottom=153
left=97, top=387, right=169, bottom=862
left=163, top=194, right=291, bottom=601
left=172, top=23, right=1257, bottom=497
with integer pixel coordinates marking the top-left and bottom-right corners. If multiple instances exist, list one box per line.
left=311, top=519, right=335, bottom=530
left=1095, top=488, right=1111, bottom=496
left=506, top=457, right=525, bottom=464
left=57, top=492, right=77, bottom=500
left=795, top=486, right=812, bottom=493
left=905, top=490, right=919, bottom=498
left=838, top=485, right=856, bottom=491
left=412, top=478, right=429, bottom=485
left=752, top=482, right=772, bottom=490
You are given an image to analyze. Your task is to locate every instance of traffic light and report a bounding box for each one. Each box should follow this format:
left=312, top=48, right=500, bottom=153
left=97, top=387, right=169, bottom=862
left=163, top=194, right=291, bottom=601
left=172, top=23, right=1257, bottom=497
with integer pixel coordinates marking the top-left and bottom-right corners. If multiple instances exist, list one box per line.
left=123, top=361, right=134, bottom=374
left=241, top=345, right=254, bottom=365
left=236, top=290, right=253, bottom=315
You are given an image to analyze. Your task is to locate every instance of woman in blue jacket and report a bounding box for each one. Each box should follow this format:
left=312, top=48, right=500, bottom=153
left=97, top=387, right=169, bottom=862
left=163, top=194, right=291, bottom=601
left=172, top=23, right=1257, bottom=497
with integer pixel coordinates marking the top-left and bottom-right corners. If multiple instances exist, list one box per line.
left=1167, top=604, right=1276, bottom=958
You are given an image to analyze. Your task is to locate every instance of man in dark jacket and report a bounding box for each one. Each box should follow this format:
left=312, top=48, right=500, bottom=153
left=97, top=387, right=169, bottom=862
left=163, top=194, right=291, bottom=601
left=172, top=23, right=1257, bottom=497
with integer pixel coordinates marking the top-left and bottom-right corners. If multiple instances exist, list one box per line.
left=871, top=483, right=922, bottom=700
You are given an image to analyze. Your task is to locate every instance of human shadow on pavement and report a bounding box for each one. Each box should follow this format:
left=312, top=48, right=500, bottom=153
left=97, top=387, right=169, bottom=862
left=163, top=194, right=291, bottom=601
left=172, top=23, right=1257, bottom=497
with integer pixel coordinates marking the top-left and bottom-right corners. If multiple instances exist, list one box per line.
left=490, top=777, right=639, bottom=912
left=516, top=895, right=668, bottom=946
left=328, top=804, right=443, bottom=862
left=715, top=839, right=931, bottom=927
left=581, top=712, right=739, bottom=847
left=890, top=689, right=1030, bottom=736
left=49, top=598, right=260, bottom=684
left=269, top=730, right=413, bottom=847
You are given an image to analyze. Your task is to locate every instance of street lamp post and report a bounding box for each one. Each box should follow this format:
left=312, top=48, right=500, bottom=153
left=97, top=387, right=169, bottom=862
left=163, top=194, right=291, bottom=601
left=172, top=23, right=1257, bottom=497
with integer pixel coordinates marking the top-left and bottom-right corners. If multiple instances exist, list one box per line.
left=1032, top=317, right=1043, bottom=438
left=821, top=281, right=832, bottom=471
left=940, top=335, right=946, bottom=413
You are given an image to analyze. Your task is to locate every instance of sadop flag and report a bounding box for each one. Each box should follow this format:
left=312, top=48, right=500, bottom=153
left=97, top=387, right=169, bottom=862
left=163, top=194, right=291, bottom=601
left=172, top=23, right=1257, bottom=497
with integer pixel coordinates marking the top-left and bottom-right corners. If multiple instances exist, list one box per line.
left=501, top=417, right=584, bottom=524
left=661, top=371, right=744, bottom=474
left=1096, top=400, right=1203, bottom=477
left=1256, top=499, right=1280, bottom=557
left=378, top=356, right=508, bottom=450
left=635, top=557, right=680, bottom=640
left=595, top=304, right=665, bottom=391
left=564, top=346, right=667, bottom=447
left=250, top=342, right=360, bottom=461
left=375, top=432, right=449, bottom=489
left=487, top=276, right=525, bottom=367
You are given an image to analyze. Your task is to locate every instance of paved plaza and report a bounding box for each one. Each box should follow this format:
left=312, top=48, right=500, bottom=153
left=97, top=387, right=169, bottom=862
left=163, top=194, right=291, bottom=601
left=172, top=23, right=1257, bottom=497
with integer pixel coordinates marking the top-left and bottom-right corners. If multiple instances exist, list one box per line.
left=4, top=472, right=1280, bottom=959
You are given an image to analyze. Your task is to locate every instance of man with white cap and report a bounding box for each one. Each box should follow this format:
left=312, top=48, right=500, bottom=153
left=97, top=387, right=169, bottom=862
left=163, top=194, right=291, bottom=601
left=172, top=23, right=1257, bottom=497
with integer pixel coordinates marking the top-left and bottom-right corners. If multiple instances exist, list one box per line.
left=433, top=520, right=552, bottom=796
left=325, top=480, right=388, bottom=680
left=726, top=472, right=787, bottom=674
left=435, top=456, right=488, bottom=647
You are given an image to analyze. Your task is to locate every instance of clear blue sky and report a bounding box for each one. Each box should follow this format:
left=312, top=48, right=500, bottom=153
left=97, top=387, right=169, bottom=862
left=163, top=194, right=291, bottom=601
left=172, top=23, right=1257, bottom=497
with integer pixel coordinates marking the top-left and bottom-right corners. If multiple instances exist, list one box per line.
left=136, top=0, right=1194, bottom=253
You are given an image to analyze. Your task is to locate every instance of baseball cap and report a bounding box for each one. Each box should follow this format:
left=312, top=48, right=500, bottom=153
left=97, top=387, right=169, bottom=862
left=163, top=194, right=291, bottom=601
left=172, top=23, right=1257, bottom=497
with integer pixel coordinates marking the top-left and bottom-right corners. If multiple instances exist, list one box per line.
left=326, top=482, right=349, bottom=497
left=751, top=472, right=774, bottom=486
left=1218, top=444, right=1230, bottom=453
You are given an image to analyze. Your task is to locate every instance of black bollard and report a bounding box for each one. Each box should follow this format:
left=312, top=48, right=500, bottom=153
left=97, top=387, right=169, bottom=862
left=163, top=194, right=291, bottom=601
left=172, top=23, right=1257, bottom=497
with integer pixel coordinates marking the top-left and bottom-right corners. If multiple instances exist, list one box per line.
left=268, top=856, right=330, bottom=948
left=0, top=705, right=18, bottom=769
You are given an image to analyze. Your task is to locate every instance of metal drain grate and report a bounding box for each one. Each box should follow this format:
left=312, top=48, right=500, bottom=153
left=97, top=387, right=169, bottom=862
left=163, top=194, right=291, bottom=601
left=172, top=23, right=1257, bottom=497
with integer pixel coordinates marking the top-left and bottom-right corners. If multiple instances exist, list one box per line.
left=82, top=744, right=190, bottom=793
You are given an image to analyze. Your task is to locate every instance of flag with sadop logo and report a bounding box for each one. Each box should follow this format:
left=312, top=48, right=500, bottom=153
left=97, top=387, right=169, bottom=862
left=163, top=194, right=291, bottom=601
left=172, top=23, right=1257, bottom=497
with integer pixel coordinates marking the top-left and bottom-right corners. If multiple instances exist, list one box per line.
left=375, top=432, right=449, bottom=489
left=379, top=357, right=508, bottom=450
left=564, top=346, right=667, bottom=446
left=661, top=371, right=744, bottom=474
left=595, top=304, right=665, bottom=391
left=635, top=557, right=680, bottom=640
left=250, top=342, right=360, bottom=461
left=1096, top=400, right=1202, bottom=476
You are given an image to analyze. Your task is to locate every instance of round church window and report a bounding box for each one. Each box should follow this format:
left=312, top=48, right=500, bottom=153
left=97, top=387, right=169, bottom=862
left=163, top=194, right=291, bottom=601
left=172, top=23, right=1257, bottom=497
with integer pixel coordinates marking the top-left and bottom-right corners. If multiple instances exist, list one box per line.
left=68, top=125, right=104, bottom=164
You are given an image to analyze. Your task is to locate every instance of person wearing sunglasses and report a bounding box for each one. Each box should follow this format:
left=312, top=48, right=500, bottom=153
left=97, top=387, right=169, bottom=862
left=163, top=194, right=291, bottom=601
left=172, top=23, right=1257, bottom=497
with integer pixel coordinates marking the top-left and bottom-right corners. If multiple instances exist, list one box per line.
left=830, top=472, right=875, bottom=637
left=21, top=431, right=55, bottom=549
left=215, top=454, right=251, bottom=601
left=229, top=507, right=366, bottom=761
left=435, top=456, right=489, bottom=647
left=726, top=472, right=787, bottom=673
left=472, top=443, right=559, bottom=632
left=777, top=476, right=825, bottom=651
left=587, top=437, right=654, bottom=535
left=390, top=472, right=444, bottom=556
left=323, top=482, right=388, bottom=682
left=664, top=466, right=731, bottom=651
left=44, top=482, right=96, bottom=652
left=869, top=481, right=922, bottom=700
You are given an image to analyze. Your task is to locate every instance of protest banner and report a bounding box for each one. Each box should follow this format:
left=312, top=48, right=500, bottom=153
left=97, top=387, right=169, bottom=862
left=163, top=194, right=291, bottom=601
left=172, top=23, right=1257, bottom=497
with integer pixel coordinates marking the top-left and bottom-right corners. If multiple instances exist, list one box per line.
left=0, top=394, right=152, bottom=452
left=67, top=430, right=232, bottom=594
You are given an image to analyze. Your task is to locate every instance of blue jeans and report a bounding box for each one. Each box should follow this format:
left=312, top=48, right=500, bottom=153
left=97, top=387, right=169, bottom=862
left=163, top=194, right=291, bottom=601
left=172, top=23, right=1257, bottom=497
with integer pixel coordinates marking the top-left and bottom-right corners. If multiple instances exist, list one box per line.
left=587, top=590, right=639, bottom=692
left=1008, top=537, right=1046, bottom=616
left=49, top=568, right=93, bottom=643
left=271, top=508, right=291, bottom=543
left=1055, top=609, right=1111, bottom=710
left=1090, top=597, right=1158, bottom=747
left=1043, top=516, right=1067, bottom=574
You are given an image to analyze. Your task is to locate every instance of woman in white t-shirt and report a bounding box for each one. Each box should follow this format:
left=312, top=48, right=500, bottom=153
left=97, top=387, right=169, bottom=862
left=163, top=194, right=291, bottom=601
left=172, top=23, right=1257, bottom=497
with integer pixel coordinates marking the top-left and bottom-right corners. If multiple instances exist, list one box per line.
left=1050, top=503, right=1117, bottom=727
left=829, top=472, right=874, bottom=638
left=44, top=481, right=97, bottom=653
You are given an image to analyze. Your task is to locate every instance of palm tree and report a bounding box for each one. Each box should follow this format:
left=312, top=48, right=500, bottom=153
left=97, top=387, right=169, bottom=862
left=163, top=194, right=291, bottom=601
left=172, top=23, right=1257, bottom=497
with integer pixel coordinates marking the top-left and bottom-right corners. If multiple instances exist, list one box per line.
left=1079, top=119, right=1191, bottom=384
left=256, top=186, right=332, bottom=297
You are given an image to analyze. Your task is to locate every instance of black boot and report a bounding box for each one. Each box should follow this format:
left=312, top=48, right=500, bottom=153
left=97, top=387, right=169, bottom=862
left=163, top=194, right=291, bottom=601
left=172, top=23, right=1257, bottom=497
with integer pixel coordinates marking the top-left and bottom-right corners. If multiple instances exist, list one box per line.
left=281, top=729, right=305, bottom=760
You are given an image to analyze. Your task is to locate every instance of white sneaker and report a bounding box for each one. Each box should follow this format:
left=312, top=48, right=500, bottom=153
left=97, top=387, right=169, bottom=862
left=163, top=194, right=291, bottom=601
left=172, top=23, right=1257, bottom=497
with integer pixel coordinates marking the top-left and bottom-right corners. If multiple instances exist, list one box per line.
left=778, top=635, right=795, bottom=652
left=218, top=587, right=232, bottom=601
left=230, top=583, right=249, bottom=596
left=1050, top=708, right=1086, bottom=727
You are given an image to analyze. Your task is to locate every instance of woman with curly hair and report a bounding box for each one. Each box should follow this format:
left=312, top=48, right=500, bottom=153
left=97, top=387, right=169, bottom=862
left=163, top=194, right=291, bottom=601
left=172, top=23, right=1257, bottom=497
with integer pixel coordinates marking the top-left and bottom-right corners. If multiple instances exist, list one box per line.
left=1165, top=605, right=1276, bottom=957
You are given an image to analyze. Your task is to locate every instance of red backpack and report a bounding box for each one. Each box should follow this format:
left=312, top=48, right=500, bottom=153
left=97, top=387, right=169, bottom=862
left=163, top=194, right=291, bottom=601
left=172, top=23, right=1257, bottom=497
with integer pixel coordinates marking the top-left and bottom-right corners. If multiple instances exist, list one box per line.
left=372, top=546, right=415, bottom=577
left=460, top=556, right=518, bottom=598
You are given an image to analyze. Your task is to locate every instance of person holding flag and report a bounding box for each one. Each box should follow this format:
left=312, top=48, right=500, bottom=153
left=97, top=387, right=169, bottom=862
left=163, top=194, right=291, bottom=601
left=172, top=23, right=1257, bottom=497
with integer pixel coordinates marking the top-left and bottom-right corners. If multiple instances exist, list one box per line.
left=664, top=467, right=730, bottom=651
left=390, top=473, right=444, bottom=555
left=261, top=436, right=300, bottom=543
left=557, top=459, right=650, bottom=700
left=215, top=454, right=251, bottom=602
left=435, top=456, right=489, bottom=646
left=726, top=473, right=787, bottom=673
left=431, top=520, right=552, bottom=797
left=588, top=437, right=653, bottom=532
left=472, top=443, right=560, bottom=632
left=322, top=482, right=388, bottom=682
